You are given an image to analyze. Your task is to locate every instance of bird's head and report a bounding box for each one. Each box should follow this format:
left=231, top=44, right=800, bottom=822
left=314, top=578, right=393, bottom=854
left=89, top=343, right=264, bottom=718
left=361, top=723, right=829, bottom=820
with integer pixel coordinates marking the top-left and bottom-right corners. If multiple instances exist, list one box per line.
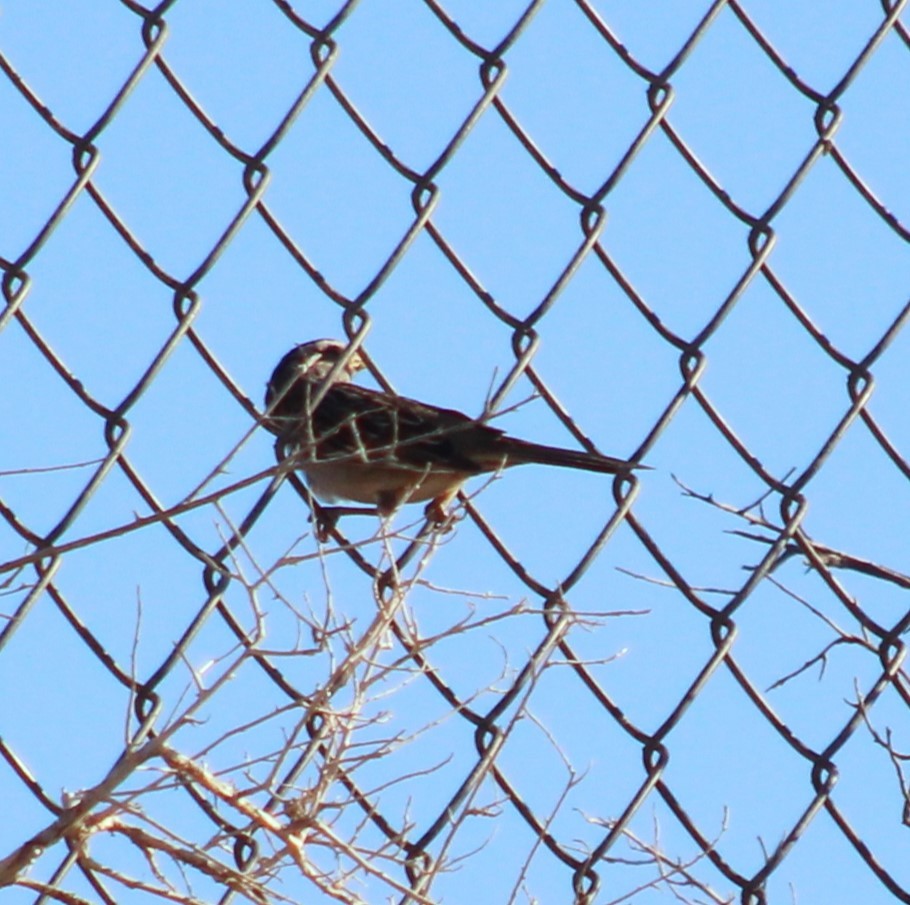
left=264, top=339, right=366, bottom=427
left=276, top=339, right=366, bottom=383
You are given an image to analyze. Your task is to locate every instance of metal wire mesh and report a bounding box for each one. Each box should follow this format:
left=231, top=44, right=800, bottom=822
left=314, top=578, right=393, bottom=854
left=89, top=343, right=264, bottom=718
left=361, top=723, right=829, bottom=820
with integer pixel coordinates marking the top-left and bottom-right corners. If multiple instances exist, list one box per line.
left=3, top=2, right=910, bottom=903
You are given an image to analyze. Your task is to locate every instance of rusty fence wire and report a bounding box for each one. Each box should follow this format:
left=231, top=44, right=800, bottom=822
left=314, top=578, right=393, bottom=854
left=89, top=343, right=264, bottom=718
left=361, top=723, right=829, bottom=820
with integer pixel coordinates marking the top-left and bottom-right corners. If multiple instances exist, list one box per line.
left=3, top=2, right=910, bottom=903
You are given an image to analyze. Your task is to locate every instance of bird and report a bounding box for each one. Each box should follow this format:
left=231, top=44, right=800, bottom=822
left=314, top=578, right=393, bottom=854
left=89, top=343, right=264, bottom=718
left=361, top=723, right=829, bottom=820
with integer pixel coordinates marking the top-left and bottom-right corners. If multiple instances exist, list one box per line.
left=264, top=339, right=642, bottom=531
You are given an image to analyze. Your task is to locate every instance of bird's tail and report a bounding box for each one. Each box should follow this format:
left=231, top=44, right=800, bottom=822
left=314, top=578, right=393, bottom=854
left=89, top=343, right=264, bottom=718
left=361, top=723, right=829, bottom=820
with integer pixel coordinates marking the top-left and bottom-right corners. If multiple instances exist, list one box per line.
left=497, top=437, right=645, bottom=474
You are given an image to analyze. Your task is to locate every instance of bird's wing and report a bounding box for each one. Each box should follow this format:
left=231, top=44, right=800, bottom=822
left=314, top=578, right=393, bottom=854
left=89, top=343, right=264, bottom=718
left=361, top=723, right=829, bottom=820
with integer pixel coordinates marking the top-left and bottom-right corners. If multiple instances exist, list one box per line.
left=307, top=383, right=505, bottom=474
left=268, top=375, right=636, bottom=476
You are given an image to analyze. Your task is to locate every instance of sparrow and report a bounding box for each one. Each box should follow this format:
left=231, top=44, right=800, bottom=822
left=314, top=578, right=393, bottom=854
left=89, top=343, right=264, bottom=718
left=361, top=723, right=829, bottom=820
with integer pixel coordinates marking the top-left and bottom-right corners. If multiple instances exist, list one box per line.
left=264, top=339, right=642, bottom=529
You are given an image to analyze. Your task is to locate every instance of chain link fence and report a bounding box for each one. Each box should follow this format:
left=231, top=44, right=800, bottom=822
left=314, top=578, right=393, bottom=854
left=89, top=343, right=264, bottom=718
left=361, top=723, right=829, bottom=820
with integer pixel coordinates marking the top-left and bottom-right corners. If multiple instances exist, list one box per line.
left=3, top=2, right=910, bottom=903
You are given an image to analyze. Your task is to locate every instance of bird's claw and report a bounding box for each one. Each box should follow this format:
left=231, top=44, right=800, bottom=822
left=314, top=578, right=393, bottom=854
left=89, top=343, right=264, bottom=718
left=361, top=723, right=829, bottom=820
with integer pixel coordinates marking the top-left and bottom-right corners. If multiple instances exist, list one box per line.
left=310, top=505, right=378, bottom=542
left=311, top=508, right=339, bottom=543
left=424, top=500, right=461, bottom=534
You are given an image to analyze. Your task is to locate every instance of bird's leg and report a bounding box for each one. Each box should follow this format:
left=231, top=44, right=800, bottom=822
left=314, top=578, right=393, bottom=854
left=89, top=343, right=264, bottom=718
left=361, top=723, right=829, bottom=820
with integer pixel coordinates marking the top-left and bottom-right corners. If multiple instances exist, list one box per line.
left=311, top=504, right=379, bottom=542
left=424, top=490, right=461, bottom=532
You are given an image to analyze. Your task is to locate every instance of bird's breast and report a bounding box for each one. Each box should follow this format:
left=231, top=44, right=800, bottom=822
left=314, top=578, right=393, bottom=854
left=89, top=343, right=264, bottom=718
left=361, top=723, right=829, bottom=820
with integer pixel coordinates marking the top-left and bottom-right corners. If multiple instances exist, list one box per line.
left=302, top=460, right=469, bottom=506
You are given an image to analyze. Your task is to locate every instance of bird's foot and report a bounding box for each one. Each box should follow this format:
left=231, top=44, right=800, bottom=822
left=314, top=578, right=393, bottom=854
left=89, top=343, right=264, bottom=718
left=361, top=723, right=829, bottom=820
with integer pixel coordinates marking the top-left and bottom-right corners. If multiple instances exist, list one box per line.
left=311, top=505, right=379, bottom=542
left=423, top=499, right=460, bottom=533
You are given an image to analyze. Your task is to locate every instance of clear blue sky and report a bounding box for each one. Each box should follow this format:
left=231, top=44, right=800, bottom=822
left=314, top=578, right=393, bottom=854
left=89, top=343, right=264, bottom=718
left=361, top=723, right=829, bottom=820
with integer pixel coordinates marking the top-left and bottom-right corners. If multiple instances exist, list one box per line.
left=2, top=3, right=910, bottom=903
